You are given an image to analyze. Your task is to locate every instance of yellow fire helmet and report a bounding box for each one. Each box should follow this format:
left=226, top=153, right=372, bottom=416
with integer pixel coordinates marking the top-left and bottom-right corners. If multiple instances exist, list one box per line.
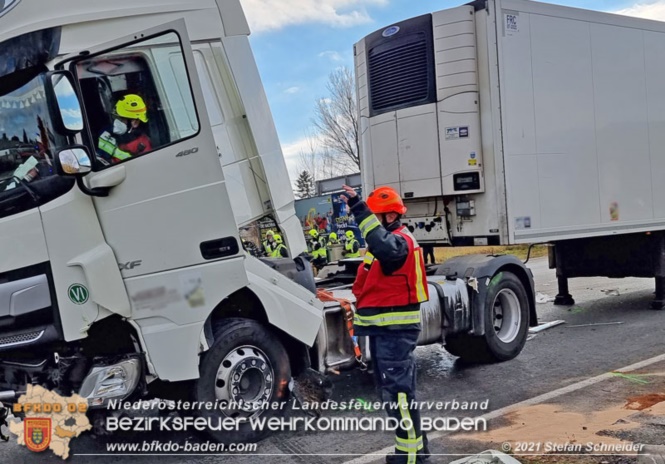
left=273, top=234, right=283, bottom=244
left=345, top=230, right=355, bottom=240
left=309, top=229, right=319, bottom=238
left=329, top=232, right=337, bottom=241
left=115, top=94, right=148, bottom=123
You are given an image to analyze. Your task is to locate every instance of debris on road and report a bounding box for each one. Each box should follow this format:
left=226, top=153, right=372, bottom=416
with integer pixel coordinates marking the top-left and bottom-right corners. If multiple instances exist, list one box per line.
left=625, top=394, right=665, bottom=410
left=528, top=320, right=566, bottom=333
left=602, top=289, right=621, bottom=296
left=536, top=292, right=555, bottom=303
left=566, top=322, right=624, bottom=328
left=611, top=372, right=651, bottom=385
left=448, top=450, right=522, bottom=464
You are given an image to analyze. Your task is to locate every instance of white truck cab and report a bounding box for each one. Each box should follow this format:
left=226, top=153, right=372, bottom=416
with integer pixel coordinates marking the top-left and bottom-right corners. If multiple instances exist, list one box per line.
left=0, top=0, right=323, bottom=442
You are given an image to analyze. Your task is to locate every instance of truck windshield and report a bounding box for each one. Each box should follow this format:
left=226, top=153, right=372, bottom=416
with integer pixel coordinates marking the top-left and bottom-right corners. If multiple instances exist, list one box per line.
left=0, top=71, right=72, bottom=219
left=0, top=73, right=61, bottom=192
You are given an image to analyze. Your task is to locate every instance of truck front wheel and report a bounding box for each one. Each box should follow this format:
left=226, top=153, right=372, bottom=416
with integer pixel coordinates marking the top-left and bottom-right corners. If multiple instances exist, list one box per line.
left=196, top=318, right=291, bottom=444
left=445, top=272, right=529, bottom=363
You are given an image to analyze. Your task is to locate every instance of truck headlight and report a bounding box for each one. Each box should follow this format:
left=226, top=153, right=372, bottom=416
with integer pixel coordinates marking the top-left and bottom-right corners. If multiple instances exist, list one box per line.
left=79, top=358, right=141, bottom=408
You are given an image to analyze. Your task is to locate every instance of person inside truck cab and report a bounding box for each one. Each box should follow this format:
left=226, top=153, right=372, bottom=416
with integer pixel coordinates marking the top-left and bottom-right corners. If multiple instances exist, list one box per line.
left=97, top=94, right=152, bottom=163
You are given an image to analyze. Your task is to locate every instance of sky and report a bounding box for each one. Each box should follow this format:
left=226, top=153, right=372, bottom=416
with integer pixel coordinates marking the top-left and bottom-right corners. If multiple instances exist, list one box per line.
left=238, top=0, right=665, bottom=180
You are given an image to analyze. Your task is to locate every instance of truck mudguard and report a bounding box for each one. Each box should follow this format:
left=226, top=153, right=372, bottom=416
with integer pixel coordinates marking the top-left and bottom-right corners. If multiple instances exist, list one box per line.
left=435, top=254, right=537, bottom=335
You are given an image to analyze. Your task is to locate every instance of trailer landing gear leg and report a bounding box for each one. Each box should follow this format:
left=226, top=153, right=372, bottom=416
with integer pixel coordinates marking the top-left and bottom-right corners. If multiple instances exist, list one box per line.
left=651, top=276, right=665, bottom=310
left=554, top=277, right=574, bottom=306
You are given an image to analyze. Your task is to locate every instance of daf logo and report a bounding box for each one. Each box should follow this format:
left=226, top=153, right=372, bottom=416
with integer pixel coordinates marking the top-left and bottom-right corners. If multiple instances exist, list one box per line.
left=119, top=260, right=142, bottom=271
left=0, top=0, right=20, bottom=18
left=382, top=25, right=400, bottom=37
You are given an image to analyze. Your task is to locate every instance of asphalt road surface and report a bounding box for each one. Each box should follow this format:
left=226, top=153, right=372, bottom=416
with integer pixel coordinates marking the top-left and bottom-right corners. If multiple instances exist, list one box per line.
left=2, top=257, right=664, bottom=463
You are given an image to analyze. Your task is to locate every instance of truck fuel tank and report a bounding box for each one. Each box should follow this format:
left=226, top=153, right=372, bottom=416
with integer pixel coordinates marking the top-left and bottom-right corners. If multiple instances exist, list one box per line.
left=418, top=277, right=470, bottom=345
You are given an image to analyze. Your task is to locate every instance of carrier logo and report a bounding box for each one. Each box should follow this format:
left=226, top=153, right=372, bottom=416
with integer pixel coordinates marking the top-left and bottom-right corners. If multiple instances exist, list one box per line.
left=0, top=0, right=20, bottom=18
left=382, top=25, right=400, bottom=37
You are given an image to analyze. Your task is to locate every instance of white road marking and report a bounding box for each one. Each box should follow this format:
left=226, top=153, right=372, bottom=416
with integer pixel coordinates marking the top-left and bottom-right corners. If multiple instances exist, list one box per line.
left=343, top=353, right=665, bottom=464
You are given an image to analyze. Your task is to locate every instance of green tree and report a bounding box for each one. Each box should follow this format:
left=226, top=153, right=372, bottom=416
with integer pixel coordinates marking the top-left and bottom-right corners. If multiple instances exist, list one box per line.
left=294, top=170, right=315, bottom=199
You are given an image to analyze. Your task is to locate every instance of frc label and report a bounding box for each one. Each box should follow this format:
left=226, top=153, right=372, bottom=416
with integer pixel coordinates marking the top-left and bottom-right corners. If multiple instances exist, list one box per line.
left=505, top=13, right=519, bottom=35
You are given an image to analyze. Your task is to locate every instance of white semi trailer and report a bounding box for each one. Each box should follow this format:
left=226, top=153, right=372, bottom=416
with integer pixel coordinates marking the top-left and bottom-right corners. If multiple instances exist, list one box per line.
left=0, top=0, right=534, bottom=443
left=355, top=0, right=665, bottom=308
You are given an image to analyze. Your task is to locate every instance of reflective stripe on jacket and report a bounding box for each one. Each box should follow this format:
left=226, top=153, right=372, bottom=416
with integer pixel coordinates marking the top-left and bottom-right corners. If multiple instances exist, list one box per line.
left=271, top=244, right=288, bottom=258
left=98, top=132, right=131, bottom=161
left=309, top=239, right=327, bottom=259
left=345, top=239, right=360, bottom=258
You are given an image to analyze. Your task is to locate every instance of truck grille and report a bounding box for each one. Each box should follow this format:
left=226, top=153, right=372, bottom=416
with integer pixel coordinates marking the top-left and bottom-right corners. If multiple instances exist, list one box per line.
left=368, top=32, right=434, bottom=115
left=0, top=330, right=44, bottom=348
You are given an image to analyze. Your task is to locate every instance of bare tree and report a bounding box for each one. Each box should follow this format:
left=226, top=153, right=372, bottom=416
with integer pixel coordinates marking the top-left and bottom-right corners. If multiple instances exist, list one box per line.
left=296, top=134, right=323, bottom=181
left=313, top=67, right=360, bottom=171
left=295, top=133, right=352, bottom=184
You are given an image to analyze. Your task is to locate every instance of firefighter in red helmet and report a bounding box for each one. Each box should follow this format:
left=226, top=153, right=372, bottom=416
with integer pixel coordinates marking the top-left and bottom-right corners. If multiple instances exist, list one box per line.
left=341, top=184, right=429, bottom=464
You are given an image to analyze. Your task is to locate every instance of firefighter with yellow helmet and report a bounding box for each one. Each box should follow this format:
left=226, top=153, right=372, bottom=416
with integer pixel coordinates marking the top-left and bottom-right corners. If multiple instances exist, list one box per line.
left=342, top=230, right=361, bottom=258
left=270, top=234, right=289, bottom=258
left=98, top=94, right=152, bottom=164
left=308, top=228, right=328, bottom=269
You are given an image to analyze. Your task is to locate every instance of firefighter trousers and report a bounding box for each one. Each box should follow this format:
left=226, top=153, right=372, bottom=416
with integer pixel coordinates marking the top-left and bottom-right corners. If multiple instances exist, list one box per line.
left=369, top=330, right=428, bottom=464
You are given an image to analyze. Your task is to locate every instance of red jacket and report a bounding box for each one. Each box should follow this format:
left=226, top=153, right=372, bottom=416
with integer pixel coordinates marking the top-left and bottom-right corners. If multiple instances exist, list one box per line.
left=119, top=132, right=152, bottom=156
left=352, top=226, right=428, bottom=308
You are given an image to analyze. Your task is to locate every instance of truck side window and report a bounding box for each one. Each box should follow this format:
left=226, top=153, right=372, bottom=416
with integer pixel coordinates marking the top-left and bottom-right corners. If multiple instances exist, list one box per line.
left=74, top=32, right=200, bottom=168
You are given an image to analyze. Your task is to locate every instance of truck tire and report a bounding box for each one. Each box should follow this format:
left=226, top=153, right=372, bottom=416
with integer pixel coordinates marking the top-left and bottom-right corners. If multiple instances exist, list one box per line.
left=196, top=318, right=291, bottom=444
left=445, top=272, right=529, bottom=363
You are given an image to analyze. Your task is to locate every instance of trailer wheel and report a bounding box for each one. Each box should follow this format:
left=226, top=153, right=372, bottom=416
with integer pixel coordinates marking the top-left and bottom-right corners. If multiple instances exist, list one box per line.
left=445, top=272, right=529, bottom=363
left=196, top=318, right=291, bottom=444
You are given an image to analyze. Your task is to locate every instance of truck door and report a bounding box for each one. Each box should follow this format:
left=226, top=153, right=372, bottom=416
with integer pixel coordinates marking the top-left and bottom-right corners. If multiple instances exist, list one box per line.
left=63, top=21, right=244, bottom=279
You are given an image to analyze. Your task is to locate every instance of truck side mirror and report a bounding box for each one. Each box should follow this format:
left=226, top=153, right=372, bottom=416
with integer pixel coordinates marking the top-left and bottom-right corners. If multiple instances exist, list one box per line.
left=45, top=71, right=84, bottom=135
left=56, top=146, right=92, bottom=177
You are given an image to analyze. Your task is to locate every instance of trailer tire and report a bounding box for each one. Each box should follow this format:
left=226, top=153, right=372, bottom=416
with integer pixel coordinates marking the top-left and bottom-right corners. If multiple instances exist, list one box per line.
left=445, top=272, right=529, bottom=363
left=196, top=318, right=291, bottom=444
